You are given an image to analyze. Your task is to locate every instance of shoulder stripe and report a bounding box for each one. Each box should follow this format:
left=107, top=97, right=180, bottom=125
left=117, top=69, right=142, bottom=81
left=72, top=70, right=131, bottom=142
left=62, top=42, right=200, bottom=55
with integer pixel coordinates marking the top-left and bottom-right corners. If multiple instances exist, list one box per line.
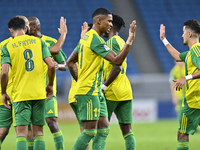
left=96, top=36, right=104, bottom=43
left=192, top=47, right=200, bottom=57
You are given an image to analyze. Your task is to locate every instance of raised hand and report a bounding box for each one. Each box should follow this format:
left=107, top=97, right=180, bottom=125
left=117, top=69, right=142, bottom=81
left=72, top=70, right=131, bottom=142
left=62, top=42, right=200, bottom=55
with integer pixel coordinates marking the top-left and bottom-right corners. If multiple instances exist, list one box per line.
left=160, top=24, right=166, bottom=41
left=81, top=21, right=89, bottom=38
left=129, top=20, right=137, bottom=39
left=58, top=17, right=67, bottom=35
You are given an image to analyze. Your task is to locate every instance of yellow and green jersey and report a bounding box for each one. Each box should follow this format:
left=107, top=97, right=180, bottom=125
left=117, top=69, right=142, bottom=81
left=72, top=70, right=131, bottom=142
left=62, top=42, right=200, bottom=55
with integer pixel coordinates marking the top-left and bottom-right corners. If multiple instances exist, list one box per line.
left=41, top=35, right=67, bottom=96
left=169, top=64, right=186, bottom=100
left=0, top=37, right=13, bottom=105
left=103, top=35, right=133, bottom=101
left=74, top=29, right=112, bottom=96
left=1, top=34, right=51, bottom=102
left=68, top=77, right=77, bottom=104
left=179, top=43, right=200, bottom=109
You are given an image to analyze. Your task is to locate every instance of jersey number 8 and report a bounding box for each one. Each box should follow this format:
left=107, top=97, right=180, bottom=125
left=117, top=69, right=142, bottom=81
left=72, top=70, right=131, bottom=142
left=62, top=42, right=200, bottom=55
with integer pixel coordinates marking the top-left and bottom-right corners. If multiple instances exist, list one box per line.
left=23, top=49, right=35, bottom=72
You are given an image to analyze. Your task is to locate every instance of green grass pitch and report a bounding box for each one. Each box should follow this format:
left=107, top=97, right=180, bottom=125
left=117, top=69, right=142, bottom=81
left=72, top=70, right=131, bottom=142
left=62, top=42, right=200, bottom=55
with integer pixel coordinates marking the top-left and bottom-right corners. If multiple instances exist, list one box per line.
left=1, top=119, right=200, bottom=150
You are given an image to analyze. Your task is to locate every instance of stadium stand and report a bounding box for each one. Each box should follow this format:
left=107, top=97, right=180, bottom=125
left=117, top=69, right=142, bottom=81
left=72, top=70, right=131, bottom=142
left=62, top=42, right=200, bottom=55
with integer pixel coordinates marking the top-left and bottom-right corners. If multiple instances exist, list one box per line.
left=133, top=0, right=200, bottom=73
left=0, top=0, right=139, bottom=93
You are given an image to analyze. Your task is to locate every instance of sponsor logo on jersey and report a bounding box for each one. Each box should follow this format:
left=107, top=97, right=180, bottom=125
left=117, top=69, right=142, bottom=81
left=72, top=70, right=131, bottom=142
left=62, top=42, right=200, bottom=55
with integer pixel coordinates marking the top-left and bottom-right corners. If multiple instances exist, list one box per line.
left=104, top=44, right=110, bottom=51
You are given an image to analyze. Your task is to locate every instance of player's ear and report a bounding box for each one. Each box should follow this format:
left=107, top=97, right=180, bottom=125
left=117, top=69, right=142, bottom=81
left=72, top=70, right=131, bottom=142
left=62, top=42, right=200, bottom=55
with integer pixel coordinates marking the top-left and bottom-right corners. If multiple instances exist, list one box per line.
left=97, top=17, right=101, bottom=25
left=25, top=26, right=28, bottom=33
left=188, top=31, right=192, bottom=38
left=9, top=28, right=13, bottom=34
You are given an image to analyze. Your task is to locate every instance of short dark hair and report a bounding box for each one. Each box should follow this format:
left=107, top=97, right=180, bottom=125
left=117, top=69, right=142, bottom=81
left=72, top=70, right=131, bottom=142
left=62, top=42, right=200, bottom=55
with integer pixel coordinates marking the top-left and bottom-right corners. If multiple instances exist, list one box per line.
left=92, top=8, right=111, bottom=19
left=112, top=14, right=125, bottom=31
left=8, top=16, right=25, bottom=30
left=88, top=23, right=93, bottom=31
left=184, top=19, right=200, bottom=35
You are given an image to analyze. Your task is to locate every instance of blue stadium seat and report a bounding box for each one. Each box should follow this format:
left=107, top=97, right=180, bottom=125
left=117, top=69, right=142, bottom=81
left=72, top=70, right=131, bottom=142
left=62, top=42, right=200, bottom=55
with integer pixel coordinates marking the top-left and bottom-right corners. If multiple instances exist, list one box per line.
left=0, top=0, right=139, bottom=91
left=134, top=0, right=200, bottom=73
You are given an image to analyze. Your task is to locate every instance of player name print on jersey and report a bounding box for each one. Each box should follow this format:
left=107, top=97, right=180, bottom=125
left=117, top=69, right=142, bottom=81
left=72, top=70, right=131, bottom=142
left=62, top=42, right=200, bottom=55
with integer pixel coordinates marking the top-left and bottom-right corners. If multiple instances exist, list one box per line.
left=12, top=39, right=36, bottom=48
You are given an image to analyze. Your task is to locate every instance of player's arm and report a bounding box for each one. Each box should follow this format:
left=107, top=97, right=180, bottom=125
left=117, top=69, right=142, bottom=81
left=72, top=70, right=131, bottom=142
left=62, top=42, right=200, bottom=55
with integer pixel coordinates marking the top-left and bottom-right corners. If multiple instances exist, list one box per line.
left=104, top=20, right=136, bottom=66
left=41, top=39, right=55, bottom=99
left=102, top=64, right=121, bottom=91
left=1, top=63, right=11, bottom=109
left=44, top=57, right=55, bottom=99
left=49, top=17, right=67, bottom=55
left=54, top=61, right=67, bottom=71
left=53, top=50, right=68, bottom=71
left=160, top=24, right=182, bottom=62
left=173, top=70, right=200, bottom=91
left=1, top=44, right=11, bottom=109
left=66, top=50, right=78, bottom=81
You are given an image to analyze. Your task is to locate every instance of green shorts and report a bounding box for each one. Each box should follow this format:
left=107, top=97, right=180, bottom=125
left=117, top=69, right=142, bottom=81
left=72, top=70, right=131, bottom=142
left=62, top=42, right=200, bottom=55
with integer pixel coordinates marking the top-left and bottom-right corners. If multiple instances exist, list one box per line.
left=178, top=98, right=200, bottom=135
left=75, top=95, right=100, bottom=121
left=0, top=105, right=12, bottom=128
left=70, top=102, right=83, bottom=126
left=45, top=96, right=58, bottom=118
left=13, top=100, right=46, bottom=126
left=106, top=99, right=133, bottom=124
left=99, top=94, right=108, bottom=117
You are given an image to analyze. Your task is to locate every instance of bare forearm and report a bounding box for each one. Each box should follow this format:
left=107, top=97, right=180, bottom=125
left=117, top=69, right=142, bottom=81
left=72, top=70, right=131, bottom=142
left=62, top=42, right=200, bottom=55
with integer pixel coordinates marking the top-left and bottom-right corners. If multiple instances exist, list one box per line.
left=49, top=34, right=66, bottom=55
left=104, top=65, right=121, bottom=86
left=189, top=70, right=200, bottom=79
left=48, top=65, right=55, bottom=86
left=1, top=73, right=8, bottom=94
left=66, top=50, right=78, bottom=81
left=68, top=63, right=78, bottom=81
left=58, top=61, right=67, bottom=71
left=165, top=43, right=182, bottom=61
left=105, top=43, right=132, bottom=66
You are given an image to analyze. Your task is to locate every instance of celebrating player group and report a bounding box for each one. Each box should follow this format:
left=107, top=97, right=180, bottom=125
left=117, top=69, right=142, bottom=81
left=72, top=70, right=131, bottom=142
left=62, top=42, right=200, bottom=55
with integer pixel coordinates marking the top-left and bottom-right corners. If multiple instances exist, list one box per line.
left=1, top=6, right=199, bottom=150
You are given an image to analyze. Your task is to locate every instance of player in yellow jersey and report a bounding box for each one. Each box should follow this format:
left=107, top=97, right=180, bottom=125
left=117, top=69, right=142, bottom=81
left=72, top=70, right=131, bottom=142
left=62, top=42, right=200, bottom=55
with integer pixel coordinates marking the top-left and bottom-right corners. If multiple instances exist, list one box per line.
left=0, top=15, right=34, bottom=150
left=67, top=8, right=136, bottom=150
left=169, top=62, right=186, bottom=117
left=103, top=14, right=136, bottom=150
left=68, top=22, right=92, bottom=150
left=1, top=16, right=55, bottom=150
left=28, top=16, right=67, bottom=150
left=0, top=37, right=13, bottom=148
left=160, top=19, right=200, bottom=150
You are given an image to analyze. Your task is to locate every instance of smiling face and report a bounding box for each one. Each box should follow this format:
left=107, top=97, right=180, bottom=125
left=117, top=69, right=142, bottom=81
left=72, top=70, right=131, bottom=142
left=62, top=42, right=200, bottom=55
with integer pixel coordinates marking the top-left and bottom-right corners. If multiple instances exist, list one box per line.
left=100, top=14, right=113, bottom=35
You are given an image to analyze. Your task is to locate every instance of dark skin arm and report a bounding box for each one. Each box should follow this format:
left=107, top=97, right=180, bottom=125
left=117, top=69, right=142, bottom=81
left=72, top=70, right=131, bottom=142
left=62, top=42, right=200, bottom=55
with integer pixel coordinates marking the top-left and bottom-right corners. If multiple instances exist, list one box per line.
left=54, top=61, right=67, bottom=71
left=49, top=17, right=67, bottom=55
left=44, top=57, right=55, bottom=100
left=103, top=64, right=121, bottom=87
left=104, top=20, right=136, bottom=65
left=104, top=44, right=131, bottom=66
left=1, top=63, right=11, bottom=109
left=66, top=50, right=78, bottom=81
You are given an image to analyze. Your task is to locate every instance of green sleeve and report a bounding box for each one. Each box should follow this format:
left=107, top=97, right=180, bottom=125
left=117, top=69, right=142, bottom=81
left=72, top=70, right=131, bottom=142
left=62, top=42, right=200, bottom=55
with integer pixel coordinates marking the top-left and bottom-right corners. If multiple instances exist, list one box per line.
left=46, top=40, right=56, bottom=47
left=179, top=51, right=189, bottom=62
left=191, top=48, right=200, bottom=69
left=1, top=43, right=11, bottom=65
left=40, top=39, right=52, bottom=59
left=46, top=39, right=64, bottom=53
left=107, top=37, right=120, bottom=54
left=53, top=50, right=67, bottom=64
left=74, top=43, right=79, bottom=53
left=90, top=34, right=112, bottom=58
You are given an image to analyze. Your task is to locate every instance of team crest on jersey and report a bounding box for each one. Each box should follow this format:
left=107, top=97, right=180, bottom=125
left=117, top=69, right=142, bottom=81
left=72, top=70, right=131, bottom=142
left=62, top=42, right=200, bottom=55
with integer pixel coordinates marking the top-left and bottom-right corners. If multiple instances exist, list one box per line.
left=104, top=44, right=110, bottom=51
